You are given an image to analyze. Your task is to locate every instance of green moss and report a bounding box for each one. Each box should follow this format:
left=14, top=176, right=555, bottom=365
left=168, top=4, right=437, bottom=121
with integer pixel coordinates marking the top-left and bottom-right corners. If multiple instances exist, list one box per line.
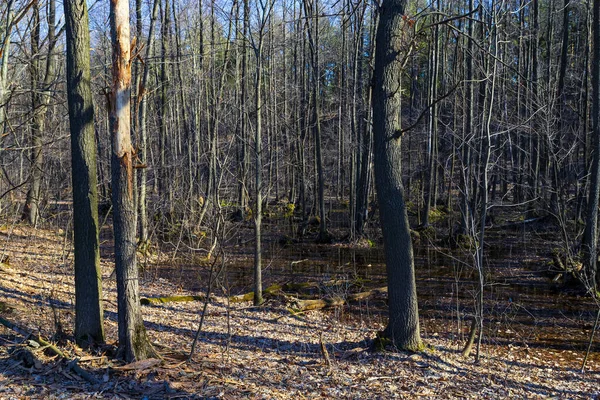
left=415, top=341, right=435, bottom=353
left=230, top=284, right=281, bottom=303
left=428, top=207, right=447, bottom=223
left=373, top=331, right=428, bottom=353
left=284, top=203, right=295, bottom=218
left=131, top=323, right=154, bottom=361
left=140, top=295, right=206, bottom=305
left=373, top=333, right=393, bottom=352
left=219, top=200, right=238, bottom=208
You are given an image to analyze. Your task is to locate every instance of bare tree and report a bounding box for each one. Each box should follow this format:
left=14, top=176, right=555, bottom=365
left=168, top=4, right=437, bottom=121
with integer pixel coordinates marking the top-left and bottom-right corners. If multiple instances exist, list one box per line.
left=109, top=0, right=155, bottom=361
left=23, top=0, right=59, bottom=225
left=136, top=0, right=161, bottom=245
left=249, top=0, right=273, bottom=306
left=583, top=0, right=600, bottom=291
left=302, top=0, right=329, bottom=242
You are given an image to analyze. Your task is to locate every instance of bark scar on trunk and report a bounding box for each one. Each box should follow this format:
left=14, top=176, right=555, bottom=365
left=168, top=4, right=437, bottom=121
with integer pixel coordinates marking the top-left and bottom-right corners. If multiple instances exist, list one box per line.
left=121, top=152, right=134, bottom=200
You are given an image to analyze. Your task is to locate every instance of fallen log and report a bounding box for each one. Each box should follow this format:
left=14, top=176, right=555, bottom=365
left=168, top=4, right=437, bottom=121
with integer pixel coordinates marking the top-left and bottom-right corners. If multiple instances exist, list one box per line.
left=229, top=284, right=282, bottom=303
left=348, top=287, right=388, bottom=301
left=0, top=316, right=65, bottom=358
left=140, top=295, right=207, bottom=305
left=289, top=297, right=345, bottom=312
left=228, top=279, right=364, bottom=304
left=282, top=282, right=319, bottom=291
left=141, top=283, right=285, bottom=306
left=288, top=286, right=388, bottom=312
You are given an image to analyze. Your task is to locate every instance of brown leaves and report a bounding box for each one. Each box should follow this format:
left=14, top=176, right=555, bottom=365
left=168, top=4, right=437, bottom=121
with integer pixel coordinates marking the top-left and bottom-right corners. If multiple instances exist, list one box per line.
left=402, top=14, right=416, bottom=28
left=112, top=357, right=162, bottom=371
left=0, top=225, right=599, bottom=398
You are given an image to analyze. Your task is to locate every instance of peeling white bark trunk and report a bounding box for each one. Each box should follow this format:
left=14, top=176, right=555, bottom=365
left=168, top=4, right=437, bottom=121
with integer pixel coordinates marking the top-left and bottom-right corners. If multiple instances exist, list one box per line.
left=110, top=0, right=153, bottom=362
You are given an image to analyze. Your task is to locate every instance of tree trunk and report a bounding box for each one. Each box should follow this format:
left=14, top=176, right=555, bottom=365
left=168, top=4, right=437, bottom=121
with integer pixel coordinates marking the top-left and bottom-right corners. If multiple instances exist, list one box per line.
left=303, top=0, right=328, bottom=241
left=64, top=0, right=105, bottom=345
left=158, top=0, right=170, bottom=200
left=372, top=0, right=422, bottom=351
left=422, top=8, right=439, bottom=227
left=583, top=0, right=600, bottom=290
left=252, top=0, right=269, bottom=306
left=109, top=0, right=154, bottom=361
left=459, top=0, right=476, bottom=235
left=0, top=1, right=14, bottom=138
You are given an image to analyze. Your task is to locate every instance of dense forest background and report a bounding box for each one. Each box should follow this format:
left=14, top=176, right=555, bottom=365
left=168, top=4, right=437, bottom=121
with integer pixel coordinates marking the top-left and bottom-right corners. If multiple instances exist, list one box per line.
left=2, top=0, right=594, bottom=244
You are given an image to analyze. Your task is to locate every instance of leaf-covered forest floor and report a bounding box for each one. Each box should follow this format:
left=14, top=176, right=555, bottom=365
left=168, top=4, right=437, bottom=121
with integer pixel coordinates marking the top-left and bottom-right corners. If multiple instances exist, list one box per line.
left=0, top=218, right=598, bottom=399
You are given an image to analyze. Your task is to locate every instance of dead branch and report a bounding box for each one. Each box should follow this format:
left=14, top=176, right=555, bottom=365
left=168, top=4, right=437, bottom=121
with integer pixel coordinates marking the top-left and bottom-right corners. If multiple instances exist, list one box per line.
left=0, top=315, right=102, bottom=383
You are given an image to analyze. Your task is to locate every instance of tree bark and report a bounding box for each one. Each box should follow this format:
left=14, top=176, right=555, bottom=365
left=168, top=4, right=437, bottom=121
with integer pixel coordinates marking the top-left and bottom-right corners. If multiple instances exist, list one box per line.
left=422, top=7, right=440, bottom=227
left=372, top=0, right=422, bottom=351
left=109, top=0, right=154, bottom=361
left=0, top=0, right=14, bottom=137
left=252, top=0, right=271, bottom=306
left=64, top=0, right=105, bottom=345
left=583, top=0, right=600, bottom=290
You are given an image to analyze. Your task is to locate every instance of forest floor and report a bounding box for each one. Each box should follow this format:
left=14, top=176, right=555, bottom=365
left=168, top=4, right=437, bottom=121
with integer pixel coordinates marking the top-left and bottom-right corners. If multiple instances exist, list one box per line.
left=0, top=221, right=598, bottom=399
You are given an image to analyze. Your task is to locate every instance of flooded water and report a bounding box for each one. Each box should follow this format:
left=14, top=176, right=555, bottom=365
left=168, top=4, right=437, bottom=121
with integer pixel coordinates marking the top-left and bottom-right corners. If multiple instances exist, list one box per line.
left=148, top=214, right=599, bottom=361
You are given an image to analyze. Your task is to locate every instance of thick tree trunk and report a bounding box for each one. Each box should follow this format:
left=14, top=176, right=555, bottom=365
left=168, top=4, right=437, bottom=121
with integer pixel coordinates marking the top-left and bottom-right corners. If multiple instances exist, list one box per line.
left=372, top=0, right=422, bottom=351
left=64, top=0, right=104, bottom=345
left=109, top=0, right=154, bottom=362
